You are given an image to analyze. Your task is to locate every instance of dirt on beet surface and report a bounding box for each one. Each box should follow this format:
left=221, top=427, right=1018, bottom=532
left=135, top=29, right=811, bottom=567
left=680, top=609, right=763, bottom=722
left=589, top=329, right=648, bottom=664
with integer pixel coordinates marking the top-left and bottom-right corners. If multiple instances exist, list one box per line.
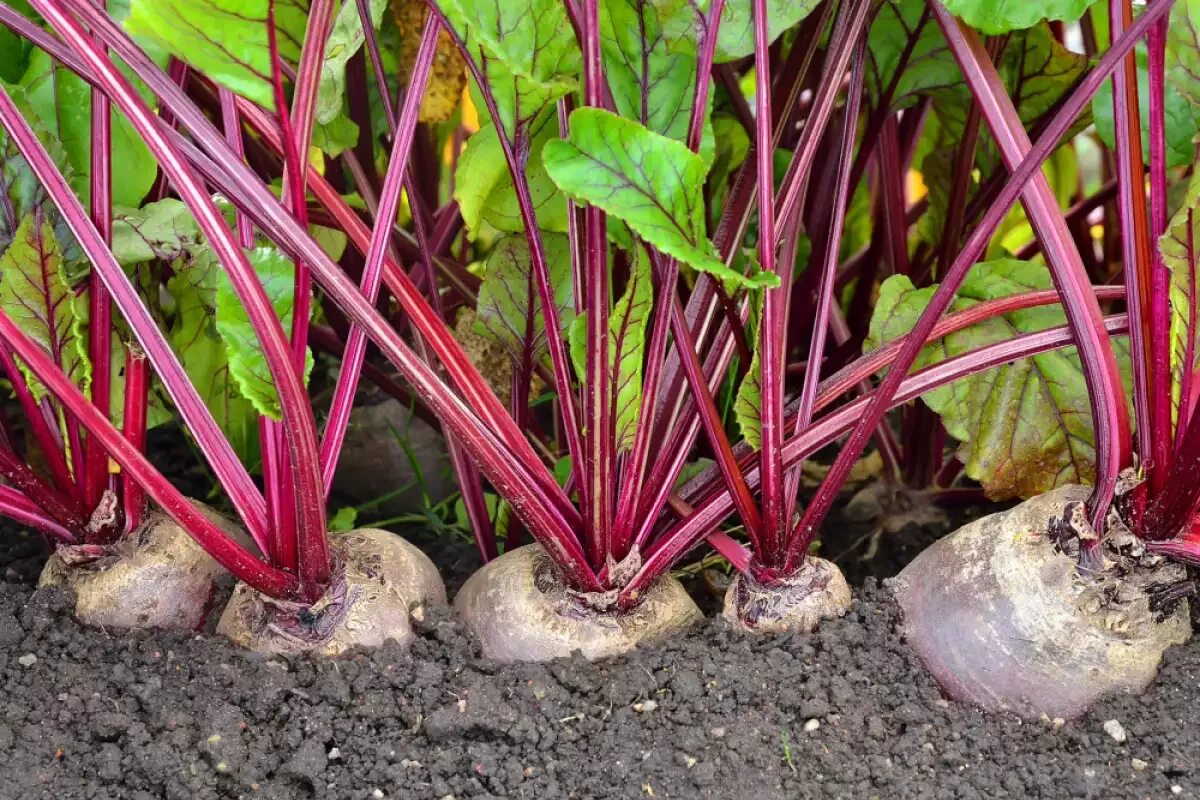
left=2, top=520, right=1200, bottom=800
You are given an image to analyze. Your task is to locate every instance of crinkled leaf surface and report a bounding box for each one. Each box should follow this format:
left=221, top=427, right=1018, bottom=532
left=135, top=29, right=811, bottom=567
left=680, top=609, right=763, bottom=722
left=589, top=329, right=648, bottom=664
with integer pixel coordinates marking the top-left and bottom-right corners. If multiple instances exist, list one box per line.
left=1160, top=169, right=1200, bottom=428
left=543, top=108, right=776, bottom=289
left=866, top=261, right=1117, bottom=500
left=473, top=233, right=575, bottom=361
left=0, top=211, right=89, bottom=399
left=937, top=0, right=1101, bottom=35
left=214, top=247, right=313, bottom=420
left=392, top=0, right=467, bottom=123
left=125, top=0, right=308, bottom=109
left=567, top=250, right=653, bottom=451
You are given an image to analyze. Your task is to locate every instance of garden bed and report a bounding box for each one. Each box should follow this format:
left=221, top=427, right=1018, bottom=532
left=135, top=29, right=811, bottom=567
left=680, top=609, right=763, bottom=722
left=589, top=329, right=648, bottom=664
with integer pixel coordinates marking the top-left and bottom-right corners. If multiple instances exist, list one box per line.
left=1, top=520, right=1197, bottom=800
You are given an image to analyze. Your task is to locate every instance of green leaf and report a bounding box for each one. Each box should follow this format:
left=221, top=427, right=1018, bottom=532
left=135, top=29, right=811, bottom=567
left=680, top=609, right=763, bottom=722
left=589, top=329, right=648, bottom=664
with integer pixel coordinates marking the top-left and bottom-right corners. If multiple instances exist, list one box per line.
left=1167, top=0, right=1200, bottom=107
left=733, top=323, right=762, bottom=450
left=111, top=199, right=202, bottom=264
left=124, top=0, right=309, bottom=109
left=454, top=111, right=568, bottom=237
left=473, top=233, right=575, bottom=361
left=328, top=505, right=358, bottom=532
left=655, top=0, right=821, bottom=63
left=165, top=249, right=259, bottom=462
left=0, top=211, right=90, bottom=399
left=213, top=247, right=313, bottom=420
left=311, top=113, right=360, bottom=157
left=868, top=0, right=960, bottom=113
left=440, top=0, right=579, bottom=135
left=1160, top=169, right=1200, bottom=429
left=543, top=108, right=777, bottom=289
left=315, top=0, right=386, bottom=125
left=438, top=0, right=579, bottom=91
left=565, top=250, right=653, bottom=451
left=600, top=0, right=715, bottom=161
left=18, top=48, right=159, bottom=208
left=609, top=249, right=653, bottom=449
left=1093, top=45, right=1200, bottom=169
left=0, top=0, right=33, bottom=84
left=866, top=261, right=1111, bottom=500
left=936, top=0, right=1101, bottom=35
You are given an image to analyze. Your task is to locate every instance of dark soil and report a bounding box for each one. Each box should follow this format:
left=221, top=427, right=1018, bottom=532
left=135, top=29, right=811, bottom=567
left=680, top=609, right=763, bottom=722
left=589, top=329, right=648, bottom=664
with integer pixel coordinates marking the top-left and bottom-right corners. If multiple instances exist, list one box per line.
left=2, top=523, right=1199, bottom=800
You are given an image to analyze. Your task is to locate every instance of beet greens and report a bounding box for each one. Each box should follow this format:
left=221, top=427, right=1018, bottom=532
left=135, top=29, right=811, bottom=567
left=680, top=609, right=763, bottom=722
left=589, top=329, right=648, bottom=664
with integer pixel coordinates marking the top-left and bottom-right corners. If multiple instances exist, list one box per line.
left=0, top=0, right=1195, bottom=668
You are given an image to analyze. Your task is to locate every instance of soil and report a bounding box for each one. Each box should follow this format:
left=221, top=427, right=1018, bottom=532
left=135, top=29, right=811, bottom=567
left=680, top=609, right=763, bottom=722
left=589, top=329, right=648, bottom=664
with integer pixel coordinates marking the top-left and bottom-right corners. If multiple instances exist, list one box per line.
left=2, top=520, right=1200, bottom=799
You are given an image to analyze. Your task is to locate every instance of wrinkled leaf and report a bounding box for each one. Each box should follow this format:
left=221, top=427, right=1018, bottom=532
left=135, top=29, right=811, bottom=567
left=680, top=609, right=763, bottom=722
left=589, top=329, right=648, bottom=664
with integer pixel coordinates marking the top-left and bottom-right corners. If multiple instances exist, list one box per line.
left=866, top=261, right=1112, bottom=500
left=0, top=211, right=90, bottom=399
left=474, top=233, right=575, bottom=362
left=214, top=247, right=313, bottom=420
left=1093, top=45, right=1200, bottom=169
left=1160, top=169, right=1200, bottom=428
left=315, top=0, right=386, bottom=125
left=567, top=250, right=653, bottom=450
left=125, top=0, right=308, bottom=109
left=454, top=111, right=568, bottom=237
left=392, top=0, right=468, bottom=123
left=937, top=0, right=1101, bottom=35
left=543, top=108, right=777, bottom=289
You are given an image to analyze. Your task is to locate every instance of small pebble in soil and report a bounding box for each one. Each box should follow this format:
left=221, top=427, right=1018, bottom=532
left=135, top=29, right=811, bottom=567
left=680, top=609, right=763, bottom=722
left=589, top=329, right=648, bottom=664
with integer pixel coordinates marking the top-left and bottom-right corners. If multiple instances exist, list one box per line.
left=1104, top=719, right=1128, bottom=743
left=1131, top=758, right=1147, bottom=771
left=804, top=719, right=821, bottom=733
left=634, top=700, right=658, bottom=713
left=16, top=653, right=36, bottom=667
left=1172, top=786, right=1184, bottom=795
left=371, top=791, right=384, bottom=799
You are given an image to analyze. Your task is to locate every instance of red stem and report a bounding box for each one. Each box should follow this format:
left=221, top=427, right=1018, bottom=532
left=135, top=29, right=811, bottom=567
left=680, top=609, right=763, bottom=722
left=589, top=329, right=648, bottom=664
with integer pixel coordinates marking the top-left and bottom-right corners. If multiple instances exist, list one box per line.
left=623, top=315, right=1131, bottom=603
left=0, top=486, right=76, bottom=542
left=1107, top=0, right=1161, bottom=497
left=39, top=0, right=330, bottom=599
left=121, top=344, right=148, bottom=533
left=83, top=0, right=113, bottom=513
left=319, top=13, right=438, bottom=492
left=1145, top=12, right=1173, bottom=487
left=753, top=0, right=787, bottom=569
left=0, top=82, right=273, bottom=552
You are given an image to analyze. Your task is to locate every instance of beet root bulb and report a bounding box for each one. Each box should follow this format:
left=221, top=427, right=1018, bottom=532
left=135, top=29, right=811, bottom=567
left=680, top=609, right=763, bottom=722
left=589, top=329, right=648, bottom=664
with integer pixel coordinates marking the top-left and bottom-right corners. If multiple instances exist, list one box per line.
left=38, top=501, right=246, bottom=631
left=217, top=528, right=446, bottom=656
left=722, top=556, right=852, bottom=634
left=890, top=485, right=1191, bottom=720
left=454, top=544, right=702, bottom=662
